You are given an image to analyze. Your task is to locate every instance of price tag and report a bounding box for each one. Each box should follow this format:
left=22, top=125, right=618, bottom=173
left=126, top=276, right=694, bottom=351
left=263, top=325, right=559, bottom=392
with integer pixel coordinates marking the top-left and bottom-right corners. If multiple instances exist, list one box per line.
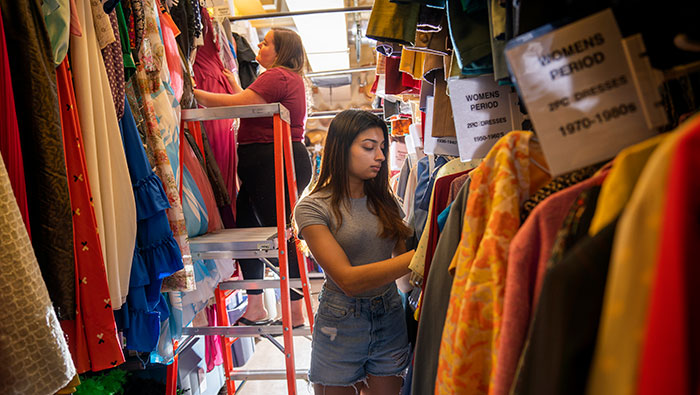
left=423, top=96, right=460, bottom=157
left=213, top=6, right=232, bottom=17
left=505, top=9, right=656, bottom=175
left=390, top=139, right=408, bottom=171
left=448, top=75, right=521, bottom=160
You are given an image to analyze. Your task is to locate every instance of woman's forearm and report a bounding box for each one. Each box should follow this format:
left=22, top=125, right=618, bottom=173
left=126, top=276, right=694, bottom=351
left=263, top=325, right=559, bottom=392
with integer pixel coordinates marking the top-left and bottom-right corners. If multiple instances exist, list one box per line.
left=193, top=88, right=267, bottom=107
left=193, top=89, right=234, bottom=107
left=335, top=250, right=414, bottom=296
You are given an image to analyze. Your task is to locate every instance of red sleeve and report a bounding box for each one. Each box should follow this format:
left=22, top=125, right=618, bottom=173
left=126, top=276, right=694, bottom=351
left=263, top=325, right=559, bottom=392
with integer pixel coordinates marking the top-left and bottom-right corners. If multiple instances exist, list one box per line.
left=246, top=68, right=288, bottom=103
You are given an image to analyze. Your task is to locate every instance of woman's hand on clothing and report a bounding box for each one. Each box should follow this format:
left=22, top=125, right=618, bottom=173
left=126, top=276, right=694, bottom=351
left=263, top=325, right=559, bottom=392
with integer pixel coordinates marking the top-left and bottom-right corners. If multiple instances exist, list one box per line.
left=222, top=68, right=243, bottom=93
left=300, top=224, right=415, bottom=297
left=193, top=87, right=267, bottom=108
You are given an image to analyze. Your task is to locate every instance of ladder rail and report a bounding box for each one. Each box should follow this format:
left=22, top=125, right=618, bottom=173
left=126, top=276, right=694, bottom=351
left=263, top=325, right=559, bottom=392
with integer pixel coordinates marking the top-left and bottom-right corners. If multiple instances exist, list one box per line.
left=281, top=120, right=315, bottom=331
left=273, top=113, right=298, bottom=393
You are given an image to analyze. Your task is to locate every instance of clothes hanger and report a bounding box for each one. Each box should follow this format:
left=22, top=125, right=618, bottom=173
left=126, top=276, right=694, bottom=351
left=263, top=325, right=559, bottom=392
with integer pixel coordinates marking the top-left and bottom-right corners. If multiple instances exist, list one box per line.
left=528, top=133, right=552, bottom=176
left=529, top=157, right=551, bottom=176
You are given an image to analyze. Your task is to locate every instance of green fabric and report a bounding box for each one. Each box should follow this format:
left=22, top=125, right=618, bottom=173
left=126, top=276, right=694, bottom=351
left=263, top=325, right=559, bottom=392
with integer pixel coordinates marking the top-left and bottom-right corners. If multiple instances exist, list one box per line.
left=446, top=0, right=492, bottom=71
left=41, top=0, right=69, bottom=65
left=367, top=0, right=420, bottom=46
left=487, top=0, right=508, bottom=80
left=116, top=3, right=136, bottom=80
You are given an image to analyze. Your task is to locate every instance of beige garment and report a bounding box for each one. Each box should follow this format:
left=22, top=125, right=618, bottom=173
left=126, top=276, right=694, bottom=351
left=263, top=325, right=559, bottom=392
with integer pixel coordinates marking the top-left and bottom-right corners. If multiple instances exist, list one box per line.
left=423, top=53, right=444, bottom=83
left=402, top=162, right=419, bottom=224
left=431, top=69, right=456, bottom=137
left=0, top=155, right=76, bottom=395
left=408, top=158, right=481, bottom=277
left=586, top=132, right=680, bottom=395
left=71, top=0, right=137, bottom=309
left=406, top=19, right=451, bottom=56
left=89, top=0, right=114, bottom=48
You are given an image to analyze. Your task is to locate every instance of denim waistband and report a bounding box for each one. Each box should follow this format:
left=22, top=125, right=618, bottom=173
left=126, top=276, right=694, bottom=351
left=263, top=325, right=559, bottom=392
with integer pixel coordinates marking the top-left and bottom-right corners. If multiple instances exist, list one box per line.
left=320, top=284, right=399, bottom=315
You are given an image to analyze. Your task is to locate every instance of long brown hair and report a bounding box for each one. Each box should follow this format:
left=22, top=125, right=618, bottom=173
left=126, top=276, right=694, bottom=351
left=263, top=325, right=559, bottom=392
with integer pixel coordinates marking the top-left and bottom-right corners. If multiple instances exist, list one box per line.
left=270, top=28, right=305, bottom=75
left=310, top=110, right=411, bottom=241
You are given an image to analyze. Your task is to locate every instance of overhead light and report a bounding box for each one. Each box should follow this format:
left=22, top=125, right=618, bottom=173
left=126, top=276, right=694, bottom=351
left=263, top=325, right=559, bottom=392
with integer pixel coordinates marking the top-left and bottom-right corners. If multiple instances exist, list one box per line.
left=285, top=0, right=350, bottom=72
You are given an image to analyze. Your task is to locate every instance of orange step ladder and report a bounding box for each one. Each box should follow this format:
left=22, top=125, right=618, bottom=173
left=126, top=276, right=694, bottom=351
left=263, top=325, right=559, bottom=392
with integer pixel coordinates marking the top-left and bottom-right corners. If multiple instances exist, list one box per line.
left=166, top=103, right=314, bottom=395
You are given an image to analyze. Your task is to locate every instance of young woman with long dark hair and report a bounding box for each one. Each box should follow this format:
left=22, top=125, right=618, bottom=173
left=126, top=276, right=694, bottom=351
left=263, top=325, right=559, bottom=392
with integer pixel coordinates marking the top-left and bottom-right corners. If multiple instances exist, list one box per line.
left=295, top=110, right=415, bottom=394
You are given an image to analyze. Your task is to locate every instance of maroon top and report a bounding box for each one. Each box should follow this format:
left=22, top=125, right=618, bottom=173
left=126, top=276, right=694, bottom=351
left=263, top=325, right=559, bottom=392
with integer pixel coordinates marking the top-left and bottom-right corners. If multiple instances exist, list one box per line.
left=239, top=67, right=306, bottom=144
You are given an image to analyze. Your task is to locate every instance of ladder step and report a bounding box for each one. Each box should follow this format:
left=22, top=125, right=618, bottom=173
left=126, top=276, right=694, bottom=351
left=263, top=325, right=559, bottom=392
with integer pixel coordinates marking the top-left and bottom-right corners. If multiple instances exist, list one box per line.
left=219, top=276, right=325, bottom=290
left=219, top=279, right=303, bottom=290
left=308, top=272, right=325, bottom=280
left=230, top=369, right=308, bottom=381
left=182, top=325, right=312, bottom=337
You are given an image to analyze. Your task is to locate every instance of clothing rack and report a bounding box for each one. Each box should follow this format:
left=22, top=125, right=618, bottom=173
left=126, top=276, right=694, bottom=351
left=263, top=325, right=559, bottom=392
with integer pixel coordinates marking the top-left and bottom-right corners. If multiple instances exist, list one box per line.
left=309, top=108, right=383, bottom=119
left=227, top=6, right=372, bottom=22
left=306, top=66, right=376, bottom=78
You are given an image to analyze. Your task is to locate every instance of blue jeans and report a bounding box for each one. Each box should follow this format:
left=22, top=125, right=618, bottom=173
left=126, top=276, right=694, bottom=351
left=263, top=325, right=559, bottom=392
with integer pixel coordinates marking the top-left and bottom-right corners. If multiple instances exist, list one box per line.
left=309, top=284, right=411, bottom=387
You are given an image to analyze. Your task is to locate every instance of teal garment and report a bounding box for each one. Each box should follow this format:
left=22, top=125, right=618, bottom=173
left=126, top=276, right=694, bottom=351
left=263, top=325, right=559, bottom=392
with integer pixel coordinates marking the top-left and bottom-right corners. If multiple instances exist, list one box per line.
left=42, top=0, right=70, bottom=65
left=182, top=165, right=209, bottom=237
left=437, top=202, right=452, bottom=232
left=487, top=0, right=509, bottom=80
left=154, top=81, right=209, bottom=238
left=446, top=0, right=492, bottom=71
left=367, top=0, right=420, bottom=45
left=460, top=0, right=486, bottom=13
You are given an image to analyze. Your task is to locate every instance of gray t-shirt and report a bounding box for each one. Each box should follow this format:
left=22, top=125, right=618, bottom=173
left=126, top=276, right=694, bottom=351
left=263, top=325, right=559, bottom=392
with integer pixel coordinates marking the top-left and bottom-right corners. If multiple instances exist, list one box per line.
left=294, top=192, right=399, bottom=297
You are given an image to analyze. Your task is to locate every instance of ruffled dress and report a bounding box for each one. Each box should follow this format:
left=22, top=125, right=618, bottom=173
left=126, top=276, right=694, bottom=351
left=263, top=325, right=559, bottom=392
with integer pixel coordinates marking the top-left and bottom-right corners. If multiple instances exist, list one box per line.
left=113, top=97, right=183, bottom=352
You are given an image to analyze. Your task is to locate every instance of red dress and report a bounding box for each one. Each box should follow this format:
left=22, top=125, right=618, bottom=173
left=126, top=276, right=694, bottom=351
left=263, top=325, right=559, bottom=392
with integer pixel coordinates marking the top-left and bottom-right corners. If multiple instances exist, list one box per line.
left=56, top=58, right=125, bottom=372
left=0, top=6, right=29, bottom=235
left=192, top=8, right=237, bottom=210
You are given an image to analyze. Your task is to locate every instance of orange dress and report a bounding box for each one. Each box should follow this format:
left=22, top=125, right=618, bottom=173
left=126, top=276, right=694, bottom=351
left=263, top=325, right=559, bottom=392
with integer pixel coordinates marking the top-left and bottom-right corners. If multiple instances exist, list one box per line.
left=435, top=131, right=550, bottom=394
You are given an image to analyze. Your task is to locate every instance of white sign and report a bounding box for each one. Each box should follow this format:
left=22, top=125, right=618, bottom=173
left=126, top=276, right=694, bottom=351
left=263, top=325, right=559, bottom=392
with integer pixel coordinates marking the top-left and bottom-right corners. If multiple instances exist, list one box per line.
left=505, top=9, right=655, bottom=175
left=390, top=140, right=408, bottom=171
left=448, top=75, right=520, bottom=160
left=423, top=96, right=460, bottom=157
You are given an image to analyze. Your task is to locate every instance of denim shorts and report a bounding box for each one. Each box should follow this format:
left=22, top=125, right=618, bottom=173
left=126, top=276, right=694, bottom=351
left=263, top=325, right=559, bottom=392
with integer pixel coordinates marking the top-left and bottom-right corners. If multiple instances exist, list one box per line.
left=309, top=284, right=410, bottom=387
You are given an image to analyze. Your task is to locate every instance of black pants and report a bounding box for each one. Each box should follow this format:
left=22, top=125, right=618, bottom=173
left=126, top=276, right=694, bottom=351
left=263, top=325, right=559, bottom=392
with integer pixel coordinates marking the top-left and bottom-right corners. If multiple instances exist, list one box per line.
left=236, top=142, right=312, bottom=300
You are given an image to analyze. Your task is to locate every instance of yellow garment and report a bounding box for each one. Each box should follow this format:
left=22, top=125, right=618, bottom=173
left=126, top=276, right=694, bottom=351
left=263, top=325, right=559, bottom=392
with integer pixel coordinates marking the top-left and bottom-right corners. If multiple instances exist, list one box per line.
left=56, top=375, right=81, bottom=394
left=436, top=132, right=550, bottom=394
left=366, top=0, right=420, bottom=45
left=588, top=133, right=666, bottom=235
left=449, top=52, right=461, bottom=79
left=585, top=131, right=682, bottom=395
left=408, top=158, right=481, bottom=278
left=400, top=48, right=426, bottom=80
